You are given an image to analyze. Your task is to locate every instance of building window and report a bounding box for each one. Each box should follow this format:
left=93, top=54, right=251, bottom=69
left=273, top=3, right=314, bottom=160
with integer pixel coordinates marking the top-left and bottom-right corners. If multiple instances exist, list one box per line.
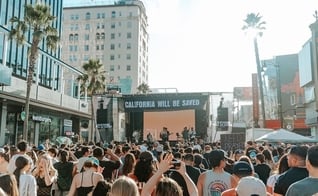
left=110, top=44, right=115, bottom=50
left=69, top=34, right=73, bottom=41
left=85, top=24, right=90, bottom=30
left=84, top=45, right=89, bottom=51
left=97, top=13, right=101, bottom=19
left=101, top=33, right=105, bottom=39
left=111, top=11, right=116, bottom=18
left=111, top=22, right=115, bottom=29
left=84, top=34, right=89, bottom=40
left=111, top=33, right=115, bottom=39
left=129, top=12, right=133, bottom=17
left=290, top=94, right=296, bottom=105
left=117, top=65, right=121, bottom=70
left=126, top=54, right=131, bottom=60
left=86, top=12, right=91, bottom=20
left=126, top=65, right=131, bottom=71
left=101, top=45, right=104, bottom=50
left=127, top=43, right=131, bottom=49
left=110, top=65, right=115, bottom=71
left=127, top=32, right=132, bottom=39
left=97, top=23, right=100, bottom=29
left=101, top=13, right=105, bottom=18
left=96, top=45, right=100, bottom=50
left=96, top=33, right=100, bottom=40
left=110, top=55, right=115, bottom=60
left=74, top=34, right=79, bottom=41
left=84, top=55, right=89, bottom=61
left=127, top=21, right=132, bottom=28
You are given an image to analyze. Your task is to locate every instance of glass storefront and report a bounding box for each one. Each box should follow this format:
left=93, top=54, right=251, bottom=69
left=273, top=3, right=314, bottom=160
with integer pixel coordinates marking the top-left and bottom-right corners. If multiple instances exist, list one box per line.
left=5, top=111, right=62, bottom=145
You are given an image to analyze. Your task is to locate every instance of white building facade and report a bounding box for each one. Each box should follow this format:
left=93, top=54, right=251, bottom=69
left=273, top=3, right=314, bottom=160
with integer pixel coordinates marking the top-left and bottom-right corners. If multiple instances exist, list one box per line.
left=62, top=0, right=149, bottom=95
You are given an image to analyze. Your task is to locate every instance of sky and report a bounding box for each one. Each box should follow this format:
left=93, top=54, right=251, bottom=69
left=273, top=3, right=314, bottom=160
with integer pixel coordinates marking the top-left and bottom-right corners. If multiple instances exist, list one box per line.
left=143, top=0, right=318, bottom=93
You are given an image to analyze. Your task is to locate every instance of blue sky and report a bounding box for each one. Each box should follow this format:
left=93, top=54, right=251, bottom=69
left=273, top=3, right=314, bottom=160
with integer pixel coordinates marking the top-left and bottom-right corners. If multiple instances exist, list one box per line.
left=64, top=0, right=318, bottom=93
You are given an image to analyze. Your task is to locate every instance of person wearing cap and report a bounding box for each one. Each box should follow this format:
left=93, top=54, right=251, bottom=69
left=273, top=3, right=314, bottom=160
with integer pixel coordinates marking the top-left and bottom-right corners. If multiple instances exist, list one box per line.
left=67, top=157, right=104, bottom=196
left=236, top=176, right=268, bottom=196
left=274, top=145, right=309, bottom=196
left=128, top=150, right=156, bottom=192
left=197, top=149, right=232, bottom=196
left=222, top=161, right=270, bottom=196
left=286, top=145, right=318, bottom=196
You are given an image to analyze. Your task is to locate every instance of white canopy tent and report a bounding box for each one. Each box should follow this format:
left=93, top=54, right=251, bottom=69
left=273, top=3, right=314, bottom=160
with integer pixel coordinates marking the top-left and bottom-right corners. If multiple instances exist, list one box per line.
left=255, top=128, right=317, bottom=143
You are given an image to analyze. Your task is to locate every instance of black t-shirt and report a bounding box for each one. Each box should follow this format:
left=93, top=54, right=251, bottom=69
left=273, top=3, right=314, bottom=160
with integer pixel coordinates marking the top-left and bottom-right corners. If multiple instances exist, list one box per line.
left=274, top=167, right=308, bottom=195
left=254, top=163, right=271, bottom=185
left=99, top=160, right=121, bottom=181
left=185, top=165, right=201, bottom=185
left=168, top=170, right=189, bottom=196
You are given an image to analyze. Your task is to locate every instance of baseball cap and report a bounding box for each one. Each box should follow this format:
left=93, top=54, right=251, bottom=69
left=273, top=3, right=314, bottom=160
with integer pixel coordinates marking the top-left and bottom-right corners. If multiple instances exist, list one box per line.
left=234, top=149, right=244, bottom=154
left=208, top=149, right=229, bottom=167
left=89, top=157, right=100, bottom=166
left=38, top=144, right=45, bottom=151
left=236, top=176, right=267, bottom=196
left=233, top=161, right=253, bottom=176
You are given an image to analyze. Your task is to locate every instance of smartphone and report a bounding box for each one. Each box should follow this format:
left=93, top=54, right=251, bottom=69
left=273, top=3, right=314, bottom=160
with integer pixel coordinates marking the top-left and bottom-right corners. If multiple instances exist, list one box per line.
left=171, top=160, right=181, bottom=168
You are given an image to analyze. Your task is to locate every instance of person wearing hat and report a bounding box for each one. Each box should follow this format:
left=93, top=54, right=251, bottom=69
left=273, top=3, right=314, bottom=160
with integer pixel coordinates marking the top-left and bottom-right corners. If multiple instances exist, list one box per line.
left=236, top=176, right=268, bottom=196
left=68, top=157, right=104, bottom=196
left=274, top=145, right=309, bottom=196
left=222, top=161, right=253, bottom=196
left=197, top=149, right=232, bottom=196
left=286, top=145, right=318, bottom=196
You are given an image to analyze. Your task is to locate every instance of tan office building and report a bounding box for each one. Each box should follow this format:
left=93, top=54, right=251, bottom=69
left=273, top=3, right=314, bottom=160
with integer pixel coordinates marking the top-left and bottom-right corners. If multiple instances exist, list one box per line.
left=62, top=0, right=149, bottom=95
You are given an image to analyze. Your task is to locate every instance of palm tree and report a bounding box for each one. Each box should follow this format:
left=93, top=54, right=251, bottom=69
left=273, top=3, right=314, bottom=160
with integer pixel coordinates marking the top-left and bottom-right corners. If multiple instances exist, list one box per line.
left=8, top=2, right=59, bottom=141
left=137, top=82, right=150, bottom=94
left=77, top=59, right=106, bottom=142
left=242, top=13, right=266, bottom=127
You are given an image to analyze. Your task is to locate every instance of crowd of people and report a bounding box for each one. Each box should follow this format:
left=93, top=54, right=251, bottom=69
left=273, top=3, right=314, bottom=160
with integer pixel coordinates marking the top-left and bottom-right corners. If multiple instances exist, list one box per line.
left=0, top=137, right=317, bottom=196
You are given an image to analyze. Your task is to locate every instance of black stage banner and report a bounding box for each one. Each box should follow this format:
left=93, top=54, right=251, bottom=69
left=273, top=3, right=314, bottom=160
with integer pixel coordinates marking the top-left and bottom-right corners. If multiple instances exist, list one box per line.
left=122, top=93, right=208, bottom=112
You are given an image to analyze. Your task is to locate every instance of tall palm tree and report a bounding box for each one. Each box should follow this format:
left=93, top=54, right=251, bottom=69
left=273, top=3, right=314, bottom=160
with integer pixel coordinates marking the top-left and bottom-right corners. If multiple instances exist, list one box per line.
left=8, top=2, right=59, bottom=141
left=242, top=13, right=266, bottom=127
left=77, top=59, right=106, bottom=142
left=137, top=82, right=150, bottom=94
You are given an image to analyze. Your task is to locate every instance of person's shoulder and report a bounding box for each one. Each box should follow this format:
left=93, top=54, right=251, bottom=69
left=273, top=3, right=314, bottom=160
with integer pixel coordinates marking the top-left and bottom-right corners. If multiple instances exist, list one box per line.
left=221, top=188, right=236, bottom=196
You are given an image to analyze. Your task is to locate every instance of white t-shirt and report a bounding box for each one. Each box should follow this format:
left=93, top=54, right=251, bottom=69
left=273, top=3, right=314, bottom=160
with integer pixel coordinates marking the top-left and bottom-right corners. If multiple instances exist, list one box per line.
left=7, top=154, right=34, bottom=174
left=19, top=173, right=37, bottom=196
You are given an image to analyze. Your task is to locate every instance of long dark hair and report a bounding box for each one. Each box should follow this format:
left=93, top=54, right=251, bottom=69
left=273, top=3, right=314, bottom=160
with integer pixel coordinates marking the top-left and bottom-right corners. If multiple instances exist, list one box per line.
left=0, top=174, right=19, bottom=196
left=59, top=149, right=69, bottom=163
left=133, top=157, right=154, bottom=182
left=13, top=156, right=29, bottom=186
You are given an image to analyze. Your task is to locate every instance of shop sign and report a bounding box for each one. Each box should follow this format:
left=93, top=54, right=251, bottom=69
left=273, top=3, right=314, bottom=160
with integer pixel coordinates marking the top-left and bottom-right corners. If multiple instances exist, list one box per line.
left=97, top=123, right=112, bottom=129
left=64, top=119, right=73, bottom=127
left=32, top=115, right=51, bottom=123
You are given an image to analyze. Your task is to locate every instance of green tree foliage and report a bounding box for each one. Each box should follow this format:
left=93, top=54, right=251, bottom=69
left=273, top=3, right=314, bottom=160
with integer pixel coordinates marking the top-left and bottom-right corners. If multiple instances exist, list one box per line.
left=9, top=1, right=59, bottom=140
